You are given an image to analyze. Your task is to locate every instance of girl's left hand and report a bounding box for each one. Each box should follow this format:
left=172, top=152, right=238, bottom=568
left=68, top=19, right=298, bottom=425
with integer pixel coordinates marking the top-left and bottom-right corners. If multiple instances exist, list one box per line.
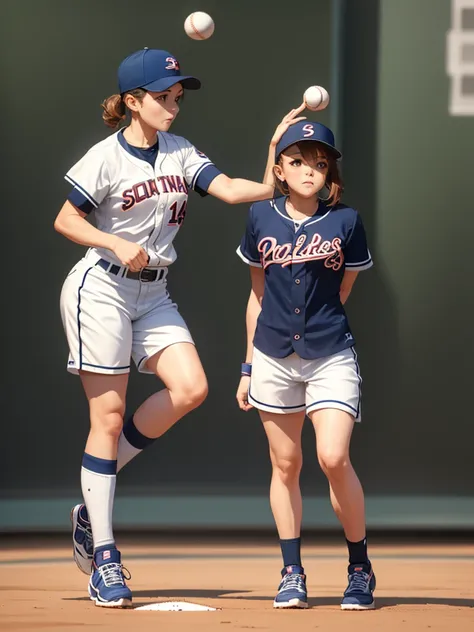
left=270, top=103, right=307, bottom=147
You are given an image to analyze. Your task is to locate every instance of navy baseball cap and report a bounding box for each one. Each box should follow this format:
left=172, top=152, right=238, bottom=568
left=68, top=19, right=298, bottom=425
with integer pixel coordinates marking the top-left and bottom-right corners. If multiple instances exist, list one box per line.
left=276, top=121, right=342, bottom=160
left=118, top=48, right=201, bottom=94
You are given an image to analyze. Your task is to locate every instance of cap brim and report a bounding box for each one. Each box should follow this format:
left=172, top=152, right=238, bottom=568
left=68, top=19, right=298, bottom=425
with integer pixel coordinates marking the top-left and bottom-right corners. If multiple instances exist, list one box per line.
left=277, top=138, right=342, bottom=161
left=143, top=75, right=201, bottom=92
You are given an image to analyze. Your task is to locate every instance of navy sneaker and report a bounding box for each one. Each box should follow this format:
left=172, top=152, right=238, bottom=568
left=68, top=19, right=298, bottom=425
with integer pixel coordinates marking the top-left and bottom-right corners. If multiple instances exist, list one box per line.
left=88, top=548, right=132, bottom=608
left=71, top=504, right=93, bottom=575
left=341, top=563, right=376, bottom=610
left=273, top=565, right=308, bottom=609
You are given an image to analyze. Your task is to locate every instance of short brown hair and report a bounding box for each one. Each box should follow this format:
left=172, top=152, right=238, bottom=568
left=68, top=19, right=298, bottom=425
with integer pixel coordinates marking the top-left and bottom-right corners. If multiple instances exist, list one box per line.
left=101, top=88, right=147, bottom=129
left=274, top=141, right=343, bottom=206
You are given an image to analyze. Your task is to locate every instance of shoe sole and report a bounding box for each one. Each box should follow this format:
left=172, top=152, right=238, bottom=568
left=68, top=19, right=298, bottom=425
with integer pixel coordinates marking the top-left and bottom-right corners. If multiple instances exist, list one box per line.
left=90, top=595, right=133, bottom=608
left=89, top=584, right=132, bottom=608
left=341, top=601, right=375, bottom=610
left=273, top=598, right=308, bottom=609
left=70, top=505, right=93, bottom=576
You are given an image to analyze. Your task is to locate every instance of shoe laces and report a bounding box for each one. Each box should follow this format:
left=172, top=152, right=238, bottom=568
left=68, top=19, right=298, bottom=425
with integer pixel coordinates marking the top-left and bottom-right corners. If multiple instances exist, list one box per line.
left=347, top=570, right=370, bottom=593
left=98, top=562, right=131, bottom=587
left=280, top=573, right=306, bottom=593
left=77, top=522, right=93, bottom=554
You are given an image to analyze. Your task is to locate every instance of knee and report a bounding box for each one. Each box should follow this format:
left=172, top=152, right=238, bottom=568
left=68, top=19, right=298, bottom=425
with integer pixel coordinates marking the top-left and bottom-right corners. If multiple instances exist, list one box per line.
left=318, top=450, right=349, bottom=479
left=174, top=375, right=208, bottom=411
left=90, top=410, right=124, bottom=440
left=272, top=455, right=302, bottom=484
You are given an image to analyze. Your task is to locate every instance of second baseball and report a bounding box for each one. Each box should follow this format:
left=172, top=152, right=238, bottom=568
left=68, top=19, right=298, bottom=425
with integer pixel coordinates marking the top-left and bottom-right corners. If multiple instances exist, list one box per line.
left=304, top=86, right=330, bottom=111
left=184, top=12, right=215, bottom=40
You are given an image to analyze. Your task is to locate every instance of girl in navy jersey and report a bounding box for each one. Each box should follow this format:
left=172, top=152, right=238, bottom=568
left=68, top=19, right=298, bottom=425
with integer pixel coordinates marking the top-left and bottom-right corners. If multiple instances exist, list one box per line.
left=236, top=106, right=376, bottom=610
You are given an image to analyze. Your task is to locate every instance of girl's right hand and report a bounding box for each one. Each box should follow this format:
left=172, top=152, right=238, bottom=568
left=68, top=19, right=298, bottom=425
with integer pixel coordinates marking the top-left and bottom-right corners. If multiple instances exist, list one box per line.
left=270, top=103, right=307, bottom=147
left=111, top=237, right=149, bottom=272
left=236, top=375, right=253, bottom=412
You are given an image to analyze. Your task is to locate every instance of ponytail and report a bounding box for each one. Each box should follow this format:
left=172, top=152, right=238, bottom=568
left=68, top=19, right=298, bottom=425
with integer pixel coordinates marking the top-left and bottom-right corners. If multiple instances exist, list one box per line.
left=101, top=94, right=126, bottom=129
left=101, top=88, right=147, bottom=129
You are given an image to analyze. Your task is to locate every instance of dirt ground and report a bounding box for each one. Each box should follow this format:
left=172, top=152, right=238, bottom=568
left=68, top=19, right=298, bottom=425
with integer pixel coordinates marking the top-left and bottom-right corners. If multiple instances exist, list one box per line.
left=1, top=535, right=473, bottom=631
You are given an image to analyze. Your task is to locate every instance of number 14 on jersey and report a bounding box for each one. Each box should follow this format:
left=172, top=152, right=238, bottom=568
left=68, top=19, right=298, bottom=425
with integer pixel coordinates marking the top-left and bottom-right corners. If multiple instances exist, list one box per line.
left=168, top=200, right=188, bottom=226
left=168, top=200, right=187, bottom=226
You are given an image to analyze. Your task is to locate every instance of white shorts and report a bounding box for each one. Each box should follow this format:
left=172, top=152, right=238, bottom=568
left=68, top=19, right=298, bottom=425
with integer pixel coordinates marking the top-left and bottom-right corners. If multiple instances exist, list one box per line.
left=60, top=253, right=194, bottom=375
left=248, top=346, right=362, bottom=421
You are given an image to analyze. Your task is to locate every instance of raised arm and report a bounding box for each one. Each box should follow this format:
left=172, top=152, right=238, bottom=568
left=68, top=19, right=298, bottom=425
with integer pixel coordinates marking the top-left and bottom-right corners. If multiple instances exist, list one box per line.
left=262, top=103, right=307, bottom=186
left=207, top=174, right=273, bottom=204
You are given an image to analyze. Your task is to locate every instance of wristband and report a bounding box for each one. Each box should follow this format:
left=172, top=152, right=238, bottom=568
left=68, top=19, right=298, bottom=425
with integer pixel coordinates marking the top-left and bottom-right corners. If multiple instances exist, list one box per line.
left=241, top=362, right=252, bottom=377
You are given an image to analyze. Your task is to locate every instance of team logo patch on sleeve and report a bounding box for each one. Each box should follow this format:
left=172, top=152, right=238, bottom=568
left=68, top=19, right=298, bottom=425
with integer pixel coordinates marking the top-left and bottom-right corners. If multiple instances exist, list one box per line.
left=195, top=149, right=208, bottom=159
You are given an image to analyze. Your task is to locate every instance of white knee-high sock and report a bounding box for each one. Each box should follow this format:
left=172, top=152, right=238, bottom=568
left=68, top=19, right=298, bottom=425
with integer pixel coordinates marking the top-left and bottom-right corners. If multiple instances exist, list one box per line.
left=81, top=453, right=116, bottom=550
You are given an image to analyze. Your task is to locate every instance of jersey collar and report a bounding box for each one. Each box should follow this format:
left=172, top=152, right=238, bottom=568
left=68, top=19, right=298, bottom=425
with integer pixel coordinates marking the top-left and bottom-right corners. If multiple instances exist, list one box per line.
left=270, top=195, right=331, bottom=225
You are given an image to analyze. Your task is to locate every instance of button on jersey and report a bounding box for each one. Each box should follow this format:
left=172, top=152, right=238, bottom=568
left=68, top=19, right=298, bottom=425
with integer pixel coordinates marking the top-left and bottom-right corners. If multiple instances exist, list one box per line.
left=65, top=130, right=219, bottom=267
left=237, top=197, right=373, bottom=359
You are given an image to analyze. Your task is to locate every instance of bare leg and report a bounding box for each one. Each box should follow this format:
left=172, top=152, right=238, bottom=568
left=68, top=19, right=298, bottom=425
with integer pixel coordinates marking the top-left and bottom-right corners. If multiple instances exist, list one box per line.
left=260, top=411, right=306, bottom=539
left=309, top=408, right=366, bottom=542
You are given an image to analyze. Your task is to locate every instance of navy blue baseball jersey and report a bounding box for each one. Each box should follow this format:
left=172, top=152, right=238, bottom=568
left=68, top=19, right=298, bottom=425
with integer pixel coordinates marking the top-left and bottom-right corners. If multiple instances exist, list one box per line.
left=237, top=196, right=373, bottom=360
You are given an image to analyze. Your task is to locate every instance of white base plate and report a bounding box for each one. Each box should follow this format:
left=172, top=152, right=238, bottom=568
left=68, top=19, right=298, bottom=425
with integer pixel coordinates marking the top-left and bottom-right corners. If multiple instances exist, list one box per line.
left=136, top=601, right=218, bottom=612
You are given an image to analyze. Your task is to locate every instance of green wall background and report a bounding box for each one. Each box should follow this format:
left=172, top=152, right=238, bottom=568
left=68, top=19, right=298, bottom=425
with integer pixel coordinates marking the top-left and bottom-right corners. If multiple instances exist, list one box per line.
left=1, top=0, right=473, bottom=530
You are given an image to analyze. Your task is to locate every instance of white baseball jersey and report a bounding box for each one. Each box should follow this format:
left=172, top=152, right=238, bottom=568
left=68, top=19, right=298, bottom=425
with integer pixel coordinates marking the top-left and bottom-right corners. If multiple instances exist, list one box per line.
left=65, top=130, right=217, bottom=267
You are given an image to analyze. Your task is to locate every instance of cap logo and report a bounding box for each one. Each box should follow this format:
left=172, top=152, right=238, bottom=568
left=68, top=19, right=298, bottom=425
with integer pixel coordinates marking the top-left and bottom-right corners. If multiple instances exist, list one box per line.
left=302, top=124, right=315, bottom=138
left=165, top=57, right=180, bottom=71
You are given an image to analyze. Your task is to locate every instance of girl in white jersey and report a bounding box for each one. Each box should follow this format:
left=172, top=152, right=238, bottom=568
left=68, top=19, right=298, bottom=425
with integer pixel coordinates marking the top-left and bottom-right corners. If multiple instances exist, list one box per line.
left=54, top=48, right=274, bottom=608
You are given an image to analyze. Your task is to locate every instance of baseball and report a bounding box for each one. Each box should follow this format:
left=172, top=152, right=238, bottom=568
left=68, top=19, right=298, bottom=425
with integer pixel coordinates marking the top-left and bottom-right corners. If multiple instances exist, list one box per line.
left=184, top=12, right=215, bottom=40
left=303, top=85, right=330, bottom=111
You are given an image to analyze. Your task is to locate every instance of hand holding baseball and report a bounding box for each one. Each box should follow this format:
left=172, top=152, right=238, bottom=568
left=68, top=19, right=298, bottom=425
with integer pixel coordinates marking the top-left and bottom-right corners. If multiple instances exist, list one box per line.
left=270, top=103, right=307, bottom=147
left=303, top=86, right=330, bottom=111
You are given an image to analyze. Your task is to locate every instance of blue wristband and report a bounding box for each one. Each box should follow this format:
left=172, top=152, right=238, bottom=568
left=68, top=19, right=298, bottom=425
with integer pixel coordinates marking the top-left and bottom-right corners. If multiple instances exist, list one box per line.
left=241, top=362, right=252, bottom=376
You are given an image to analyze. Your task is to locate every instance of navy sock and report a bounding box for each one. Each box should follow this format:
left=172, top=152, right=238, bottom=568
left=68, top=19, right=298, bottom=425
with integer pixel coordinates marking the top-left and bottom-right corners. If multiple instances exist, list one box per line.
left=122, top=415, right=156, bottom=449
left=280, top=537, right=302, bottom=568
left=346, top=537, right=369, bottom=566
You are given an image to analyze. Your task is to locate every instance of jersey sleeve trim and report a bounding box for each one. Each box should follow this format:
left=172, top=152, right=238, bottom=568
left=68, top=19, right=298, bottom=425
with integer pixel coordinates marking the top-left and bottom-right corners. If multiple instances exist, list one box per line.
left=190, top=161, right=213, bottom=189
left=236, top=245, right=262, bottom=268
left=68, top=187, right=95, bottom=214
left=345, top=252, right=374, bottom=271
left=65, top=175, right=99, bottom=208
left=194, top=164, right=221, bottom=192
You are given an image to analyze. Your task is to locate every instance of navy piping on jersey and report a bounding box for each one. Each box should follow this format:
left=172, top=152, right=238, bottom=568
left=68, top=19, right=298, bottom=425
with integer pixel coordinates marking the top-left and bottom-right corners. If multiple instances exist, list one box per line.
left=68, top=187, right=95, bottom=214
left=76, top=267, right=131, bottom=372
left=65, top=175, right=99, bottom=208
left=117, top=129, right=159, bottom=167
left=194, top=164, right=221, bottom=193
left=191, top=161, right=212, bottom=189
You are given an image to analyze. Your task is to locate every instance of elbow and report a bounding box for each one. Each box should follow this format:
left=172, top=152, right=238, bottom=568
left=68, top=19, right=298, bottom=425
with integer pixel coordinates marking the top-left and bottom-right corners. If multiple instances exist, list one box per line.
left=53, top=217, right=62, bottom=233
left=219, top=178, right=240, bottom=204
left=54, top=216, right=65, bottom=235
left=224, top=184, right=240, bottom=204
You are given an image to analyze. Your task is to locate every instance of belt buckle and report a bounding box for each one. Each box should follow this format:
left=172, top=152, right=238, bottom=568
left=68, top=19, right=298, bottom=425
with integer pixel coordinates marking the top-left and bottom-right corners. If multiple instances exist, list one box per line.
left=138, top=267, right=157, bottom=283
